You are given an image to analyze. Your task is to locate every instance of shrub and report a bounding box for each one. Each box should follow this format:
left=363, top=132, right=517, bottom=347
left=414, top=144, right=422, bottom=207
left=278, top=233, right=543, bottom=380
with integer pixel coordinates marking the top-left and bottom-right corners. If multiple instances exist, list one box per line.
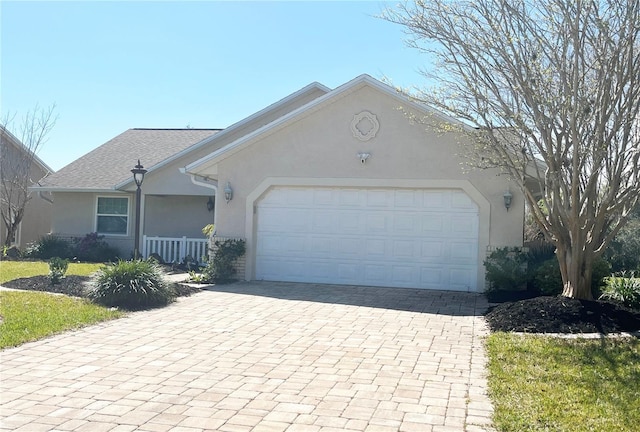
left=599, top=272, right=640, bottom=310
left=533, top=258, right=564, bottom=295
left=88, top=259, right=176, bottom=310
left=532, top=256, right=611, bottom=297
left=605, top=216, right=640, bottom=272
left=48, top=257, right=69, bottom=285
left=2, top=245, right=21, bottom=259
left=26, top=235, right=74, bottom=260
left=484, top=247, right=529, bottom=289
left=202, top=239, right=246, bottom=283
left=74, top=232, right=119, bottom=262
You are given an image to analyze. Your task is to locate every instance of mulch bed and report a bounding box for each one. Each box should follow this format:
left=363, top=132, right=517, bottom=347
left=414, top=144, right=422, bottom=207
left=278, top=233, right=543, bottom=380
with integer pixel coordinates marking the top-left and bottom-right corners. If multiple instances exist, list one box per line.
left=486, top=295, right=640, bottom=334
left=2, top=275, right=201, bottom=299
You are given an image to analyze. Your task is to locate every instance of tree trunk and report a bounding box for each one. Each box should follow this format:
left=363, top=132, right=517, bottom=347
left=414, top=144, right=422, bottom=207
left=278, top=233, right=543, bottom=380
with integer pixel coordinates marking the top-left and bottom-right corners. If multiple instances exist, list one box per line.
left=557, top=245, right=594, bottom=300
left=3, top=223, right=17, bottom=247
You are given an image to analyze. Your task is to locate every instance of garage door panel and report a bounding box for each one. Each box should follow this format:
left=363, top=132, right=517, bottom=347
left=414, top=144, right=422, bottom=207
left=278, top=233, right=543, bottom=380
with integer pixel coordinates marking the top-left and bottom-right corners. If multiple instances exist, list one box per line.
left=421, top=241, right=444, bottom=258
left=393, top=213, right=419, bottom=235
left=256, top=187, right=479, bottom=291
left=394, top=189, right=421, bottom=208
left=421, top=214, right=446, bottom=233
left=450, top=241, right=476, bottom=261
left=391, top=265, right=417, bottom=284
left=420, top=267, right=445, bottom=285
left=392, top=239, right=417, bottom=258
left=366, top=190, right=392, bottom=207
left=338, top=189, right=363, bottom=207
left=451, top=191, right=478, bottom=210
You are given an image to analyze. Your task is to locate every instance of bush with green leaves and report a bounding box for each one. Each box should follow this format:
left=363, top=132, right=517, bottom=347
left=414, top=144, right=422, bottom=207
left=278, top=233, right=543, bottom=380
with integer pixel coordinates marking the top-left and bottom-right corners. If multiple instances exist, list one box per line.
left=532, top=256, right=611, bottom=297
left=48, top=257, right=69, bottom=285
left=604, top=212, right=640, bottom=272
left=25, top=235, right=74, bottom=260
left=599, top=272, right=640, bottom=310
left=484, top=247, right=529, bottom=291
left=202, top=239, right=246, bottom=283
left=88, top=259, right=176, bottom=310
left=74, top=232, right=120, bottom=262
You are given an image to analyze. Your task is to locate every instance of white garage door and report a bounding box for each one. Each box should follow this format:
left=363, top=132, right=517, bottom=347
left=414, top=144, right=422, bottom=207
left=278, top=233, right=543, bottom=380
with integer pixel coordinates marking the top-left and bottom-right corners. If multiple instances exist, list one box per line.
left=255, top=187, right=479, bottom=291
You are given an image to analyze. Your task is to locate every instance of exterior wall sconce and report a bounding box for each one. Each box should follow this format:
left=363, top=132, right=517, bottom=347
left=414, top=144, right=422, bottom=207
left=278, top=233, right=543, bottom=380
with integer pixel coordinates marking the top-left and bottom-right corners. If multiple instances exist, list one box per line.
left=357, top=152, right=371, bottom=164
left=503, top=190, right=513, bottom=211
left=224, top=181, right=233, bottom=203
left=206, top=196, right=215, bottom=212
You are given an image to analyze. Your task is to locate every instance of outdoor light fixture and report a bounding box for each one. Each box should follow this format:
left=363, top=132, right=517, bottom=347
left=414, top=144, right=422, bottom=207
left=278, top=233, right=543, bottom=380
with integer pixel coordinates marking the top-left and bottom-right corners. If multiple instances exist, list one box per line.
left=131, top=159, right=147, bottom=187
left=207, top=196, right=215, bottom=212
left=224, top=181, right=233, bottom=203
left=131, top=160, right=147, bottom=259
left=503, top=190, right=513, bottom=211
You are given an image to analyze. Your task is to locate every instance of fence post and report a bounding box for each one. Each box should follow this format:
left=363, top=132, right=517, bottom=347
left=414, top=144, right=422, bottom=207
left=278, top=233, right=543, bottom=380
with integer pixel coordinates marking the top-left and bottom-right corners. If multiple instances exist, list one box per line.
left=142, top=235, right=147, bottom=259
left=179, top=236, right=187, bottom=262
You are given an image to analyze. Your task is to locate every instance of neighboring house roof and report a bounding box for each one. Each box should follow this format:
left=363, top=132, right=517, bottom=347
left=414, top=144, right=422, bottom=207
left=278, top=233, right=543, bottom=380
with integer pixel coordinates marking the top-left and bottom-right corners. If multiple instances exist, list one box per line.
left=36, top=128, right=220, bottom=192
left=0, top=125, right=55, bottom=177
left=184, top=74, right=471, bottom=176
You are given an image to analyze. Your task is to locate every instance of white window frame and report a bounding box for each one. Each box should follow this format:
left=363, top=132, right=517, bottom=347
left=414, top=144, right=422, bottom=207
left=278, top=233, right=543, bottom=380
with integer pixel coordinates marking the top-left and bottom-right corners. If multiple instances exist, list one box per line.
left=95, top=196, right=130, bottom=236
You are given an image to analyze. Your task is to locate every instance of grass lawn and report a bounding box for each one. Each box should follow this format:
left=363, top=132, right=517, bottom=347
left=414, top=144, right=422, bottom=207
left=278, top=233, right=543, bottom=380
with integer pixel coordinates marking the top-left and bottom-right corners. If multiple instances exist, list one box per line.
left=0, top=260, right=121, bottom=349
left=486, top=333, right=640, bottom=432
left=0, top=260, right=103, bottom=284
left=0, top=290, right=123, bottom=349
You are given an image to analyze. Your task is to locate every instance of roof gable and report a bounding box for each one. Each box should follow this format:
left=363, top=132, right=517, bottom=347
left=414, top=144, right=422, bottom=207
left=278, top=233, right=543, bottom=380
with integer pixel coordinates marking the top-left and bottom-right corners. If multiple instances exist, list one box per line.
left=184, top=74, right=470, bottom=175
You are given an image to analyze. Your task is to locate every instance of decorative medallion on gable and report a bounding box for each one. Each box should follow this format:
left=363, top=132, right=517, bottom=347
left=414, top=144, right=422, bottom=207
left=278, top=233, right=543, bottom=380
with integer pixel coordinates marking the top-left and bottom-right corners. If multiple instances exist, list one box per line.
left=350, top=111, right=379, bottom=141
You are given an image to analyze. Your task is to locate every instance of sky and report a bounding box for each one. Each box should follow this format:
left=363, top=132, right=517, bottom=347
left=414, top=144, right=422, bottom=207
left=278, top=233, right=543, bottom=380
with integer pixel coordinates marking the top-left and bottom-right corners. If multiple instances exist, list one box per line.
left=1, top=1, right=430, bottom=171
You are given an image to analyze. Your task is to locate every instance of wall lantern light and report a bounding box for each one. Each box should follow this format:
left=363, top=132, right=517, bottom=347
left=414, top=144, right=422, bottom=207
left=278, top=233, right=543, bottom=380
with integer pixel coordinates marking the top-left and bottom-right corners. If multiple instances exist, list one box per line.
left=224, top=181, right=233, bottom=203
left=503, top=190, right=513, bottom=211
left=206, top=196, right=215, bottom=212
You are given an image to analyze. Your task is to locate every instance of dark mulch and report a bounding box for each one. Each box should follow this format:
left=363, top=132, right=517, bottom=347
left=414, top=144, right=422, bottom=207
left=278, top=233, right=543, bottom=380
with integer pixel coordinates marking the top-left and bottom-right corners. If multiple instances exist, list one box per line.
left=486, top=295, right=640, bottom=334
left=3, top=275, right=201, bottom=299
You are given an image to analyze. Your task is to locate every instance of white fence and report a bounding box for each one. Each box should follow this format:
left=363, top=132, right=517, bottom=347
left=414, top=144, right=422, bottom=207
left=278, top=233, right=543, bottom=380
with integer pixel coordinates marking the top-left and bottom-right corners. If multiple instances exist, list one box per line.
left=142, top=235, right=209, bottom=264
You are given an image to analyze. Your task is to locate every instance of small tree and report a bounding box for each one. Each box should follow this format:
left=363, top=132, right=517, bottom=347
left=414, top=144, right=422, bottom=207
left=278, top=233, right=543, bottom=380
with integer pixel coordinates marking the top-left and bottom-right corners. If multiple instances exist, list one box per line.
left=384, top=0, right=640, bottom=299
left=1, top=106, right=56, bottom=246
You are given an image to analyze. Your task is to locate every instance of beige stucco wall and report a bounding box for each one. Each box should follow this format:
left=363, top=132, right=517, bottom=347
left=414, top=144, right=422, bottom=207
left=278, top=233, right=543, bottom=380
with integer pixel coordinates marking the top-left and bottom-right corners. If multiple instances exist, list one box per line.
left=52, top=192, right=134, bottom=255
left=197, top=84, right=525, bottom=290
left=51, top=191, right=215, bottom=257
left=144, top=195, right=214, bottom=238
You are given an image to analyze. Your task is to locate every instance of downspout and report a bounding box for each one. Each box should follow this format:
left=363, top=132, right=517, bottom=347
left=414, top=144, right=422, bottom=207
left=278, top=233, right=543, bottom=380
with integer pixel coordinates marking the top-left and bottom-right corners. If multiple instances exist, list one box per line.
left=38, top=191, right=54, bottom=204
left=181, top=169, right=219, bottom=236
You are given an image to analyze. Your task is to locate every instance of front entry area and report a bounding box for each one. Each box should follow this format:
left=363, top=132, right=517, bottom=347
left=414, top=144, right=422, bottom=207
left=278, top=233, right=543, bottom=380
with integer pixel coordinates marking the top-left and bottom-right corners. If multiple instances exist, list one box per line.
left=255, top=186, right=479, bottom=291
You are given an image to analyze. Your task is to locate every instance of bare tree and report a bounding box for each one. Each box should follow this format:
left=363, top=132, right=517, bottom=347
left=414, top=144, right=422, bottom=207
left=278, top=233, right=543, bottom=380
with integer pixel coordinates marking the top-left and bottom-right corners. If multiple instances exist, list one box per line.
left=1, top=106, right=57, bottom=247
left=384, top=0, right=640, bottom=299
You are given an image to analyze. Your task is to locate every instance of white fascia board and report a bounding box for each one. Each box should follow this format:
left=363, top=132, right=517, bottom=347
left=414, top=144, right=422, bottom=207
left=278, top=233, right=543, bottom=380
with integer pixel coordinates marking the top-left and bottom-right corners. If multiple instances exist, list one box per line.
left=185, top=74, right=474, bottom=175
left=115, top=81, right=331, bottom=190
left=28, top=185, right=122, bottom=193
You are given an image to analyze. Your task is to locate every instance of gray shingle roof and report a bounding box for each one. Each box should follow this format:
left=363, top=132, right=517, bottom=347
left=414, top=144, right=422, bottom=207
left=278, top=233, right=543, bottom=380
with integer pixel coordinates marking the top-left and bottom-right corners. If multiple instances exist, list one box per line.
left=39, top=128, right=220, bottom=190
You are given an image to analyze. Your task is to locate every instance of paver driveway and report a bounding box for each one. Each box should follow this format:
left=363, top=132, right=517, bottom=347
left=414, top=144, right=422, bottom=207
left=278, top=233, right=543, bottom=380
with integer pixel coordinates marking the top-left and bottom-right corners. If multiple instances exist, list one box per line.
left=1, top=282, right=494, bottom=432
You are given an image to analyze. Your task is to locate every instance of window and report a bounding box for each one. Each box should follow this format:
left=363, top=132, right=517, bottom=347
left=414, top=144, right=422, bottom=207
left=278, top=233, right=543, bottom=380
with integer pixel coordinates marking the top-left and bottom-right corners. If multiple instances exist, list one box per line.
left=96, top=197, right=129, bottom=235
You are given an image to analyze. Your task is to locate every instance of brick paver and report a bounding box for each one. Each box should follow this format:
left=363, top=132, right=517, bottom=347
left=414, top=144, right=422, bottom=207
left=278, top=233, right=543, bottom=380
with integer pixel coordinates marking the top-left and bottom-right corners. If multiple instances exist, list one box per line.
left=0, top=282, right=495, bottom=431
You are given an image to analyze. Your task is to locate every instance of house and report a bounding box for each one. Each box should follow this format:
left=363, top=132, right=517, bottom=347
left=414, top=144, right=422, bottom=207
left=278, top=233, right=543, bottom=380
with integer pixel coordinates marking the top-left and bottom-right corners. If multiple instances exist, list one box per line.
left=0, top=126, right=54, bottom=249
left=33, top=75, right=524, bottom=292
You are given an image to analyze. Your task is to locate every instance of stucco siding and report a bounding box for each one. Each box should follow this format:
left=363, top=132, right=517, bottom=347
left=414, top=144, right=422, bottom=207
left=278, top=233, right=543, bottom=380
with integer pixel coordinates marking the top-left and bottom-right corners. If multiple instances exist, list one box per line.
left=197, top=84, right=524, bottom=291
left=212, top=85, right=524, bottom=245
left=144, top=195, right=214, bottom=238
